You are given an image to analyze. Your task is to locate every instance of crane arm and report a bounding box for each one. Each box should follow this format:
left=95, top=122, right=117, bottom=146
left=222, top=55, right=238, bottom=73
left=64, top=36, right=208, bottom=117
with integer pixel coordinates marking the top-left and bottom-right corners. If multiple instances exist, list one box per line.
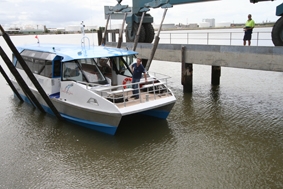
left=124, top=0, right=219, bottom=43
left=132, top=0, right=218, bottom=15
left=250, top=0, right=273, bottom=3
left=168, top=0, right=218, bottom=6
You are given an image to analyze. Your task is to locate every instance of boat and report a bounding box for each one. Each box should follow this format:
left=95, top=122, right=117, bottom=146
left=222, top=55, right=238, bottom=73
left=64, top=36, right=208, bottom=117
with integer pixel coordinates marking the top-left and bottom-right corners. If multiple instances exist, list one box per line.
left=10, top=42, right=176, bottom=135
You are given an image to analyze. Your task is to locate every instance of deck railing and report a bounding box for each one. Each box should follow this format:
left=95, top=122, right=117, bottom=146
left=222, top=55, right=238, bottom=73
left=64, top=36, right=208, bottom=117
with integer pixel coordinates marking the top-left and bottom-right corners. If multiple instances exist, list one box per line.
left=88, top=72, right=173, bottom=107
left=159, top=31, right=273, bottom=46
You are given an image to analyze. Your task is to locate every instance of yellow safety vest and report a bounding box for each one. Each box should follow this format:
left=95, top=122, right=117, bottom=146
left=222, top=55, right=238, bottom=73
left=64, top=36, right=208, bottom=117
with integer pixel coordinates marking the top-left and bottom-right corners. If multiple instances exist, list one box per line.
left=245, top=20, right=255, bottom=28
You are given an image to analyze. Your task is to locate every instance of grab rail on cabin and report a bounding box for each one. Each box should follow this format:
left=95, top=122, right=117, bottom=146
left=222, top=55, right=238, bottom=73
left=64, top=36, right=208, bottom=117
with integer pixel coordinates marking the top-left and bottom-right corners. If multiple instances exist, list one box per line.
left=80, top=21, right=90, bottom=50
left=81, top=36, right=90, bottom=50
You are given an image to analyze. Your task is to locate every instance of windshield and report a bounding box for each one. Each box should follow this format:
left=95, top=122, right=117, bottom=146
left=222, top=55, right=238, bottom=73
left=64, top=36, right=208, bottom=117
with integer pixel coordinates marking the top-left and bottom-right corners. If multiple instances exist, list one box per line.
left=79, top=58, right=108, bottom=84
left=113, top=55, right=135, bottom=77
left=62, top=61, right=87, bottom=82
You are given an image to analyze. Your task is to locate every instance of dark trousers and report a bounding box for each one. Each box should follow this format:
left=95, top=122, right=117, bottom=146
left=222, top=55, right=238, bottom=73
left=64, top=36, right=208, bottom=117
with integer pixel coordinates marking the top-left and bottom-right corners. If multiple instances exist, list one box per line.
left=132, top=78, right=140, bottom=97
left=244, top=29, right=252, bottom=41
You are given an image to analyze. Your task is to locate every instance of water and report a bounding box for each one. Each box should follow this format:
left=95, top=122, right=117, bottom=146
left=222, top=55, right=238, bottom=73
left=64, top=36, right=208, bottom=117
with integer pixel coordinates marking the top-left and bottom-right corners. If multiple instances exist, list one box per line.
left=0, top=28, right=283, bottom=188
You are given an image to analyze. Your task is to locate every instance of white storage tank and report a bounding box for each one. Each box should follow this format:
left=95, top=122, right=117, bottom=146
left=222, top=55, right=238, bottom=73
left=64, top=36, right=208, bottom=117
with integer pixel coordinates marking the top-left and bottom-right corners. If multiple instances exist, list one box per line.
left=198, top=22, right=210, bottom=28
left=215, top=22, right=231, bottom=27
left=202, top=19, right=215, bottom=27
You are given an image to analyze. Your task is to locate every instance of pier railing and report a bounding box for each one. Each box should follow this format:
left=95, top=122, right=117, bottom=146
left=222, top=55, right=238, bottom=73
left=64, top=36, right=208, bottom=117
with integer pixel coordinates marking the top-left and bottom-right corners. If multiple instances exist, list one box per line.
left=159, top=31, right=273, bottom=46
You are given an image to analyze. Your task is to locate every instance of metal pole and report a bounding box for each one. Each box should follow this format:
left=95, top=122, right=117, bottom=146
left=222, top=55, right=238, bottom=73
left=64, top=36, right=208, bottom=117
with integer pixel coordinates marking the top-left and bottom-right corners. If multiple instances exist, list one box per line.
left=0, top=25, right=62, bottom=120
left=230, top=32, right=232, bottom=45
left=187, top=33, right=189, bottom=44
left=145, top=8, right=168, bottom=71
left=102, top=14, right=111, bottom=46
left=117, top=12, right=128, bottom=48
left=0, top=47, right=39, bottom=109
left=207, top=33, right=209, bottom=45
left=156, top=9, right=167, bottom=37
left=132, top=11, right=146, bottom=51
left=257, top=32, right=259, bottom=46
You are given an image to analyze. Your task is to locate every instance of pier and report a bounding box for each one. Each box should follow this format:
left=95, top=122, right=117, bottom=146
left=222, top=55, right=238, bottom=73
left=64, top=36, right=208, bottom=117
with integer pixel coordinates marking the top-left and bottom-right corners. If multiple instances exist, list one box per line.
left=106, top=42, right=283, bottom=92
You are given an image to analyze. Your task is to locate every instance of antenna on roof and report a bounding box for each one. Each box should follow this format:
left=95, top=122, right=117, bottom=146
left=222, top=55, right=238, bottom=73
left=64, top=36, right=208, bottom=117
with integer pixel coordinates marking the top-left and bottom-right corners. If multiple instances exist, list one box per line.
left=80, top=21, right=90, bottom=50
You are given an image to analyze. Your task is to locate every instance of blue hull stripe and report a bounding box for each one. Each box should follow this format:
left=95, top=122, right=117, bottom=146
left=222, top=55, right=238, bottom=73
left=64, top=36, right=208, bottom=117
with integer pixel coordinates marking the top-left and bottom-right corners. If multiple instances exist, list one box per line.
left=16, top=93, right=118, bottom=135
left=140, top=109, right=170, bottom=119
left=60, top=114, right=117, bottom=135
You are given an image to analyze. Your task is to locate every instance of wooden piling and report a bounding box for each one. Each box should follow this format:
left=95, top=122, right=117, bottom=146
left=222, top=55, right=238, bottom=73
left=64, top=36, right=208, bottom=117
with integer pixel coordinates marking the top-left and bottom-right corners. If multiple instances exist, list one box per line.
left=181, top=46, right=193, bottom=92
left=97, top=30, right=102, bottom=46
left=112, top=32, right=116, bottom=43
left=211, top=66, right=221, bottom=85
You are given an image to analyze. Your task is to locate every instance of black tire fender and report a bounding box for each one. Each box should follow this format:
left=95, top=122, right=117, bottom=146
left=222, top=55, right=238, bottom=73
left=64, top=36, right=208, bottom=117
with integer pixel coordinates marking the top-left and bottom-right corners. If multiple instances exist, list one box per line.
left=143, top=23, right=155, bottom=43
left=271, top=16, right=283, bottom=46
left=125, top=22, right=146, bottom=42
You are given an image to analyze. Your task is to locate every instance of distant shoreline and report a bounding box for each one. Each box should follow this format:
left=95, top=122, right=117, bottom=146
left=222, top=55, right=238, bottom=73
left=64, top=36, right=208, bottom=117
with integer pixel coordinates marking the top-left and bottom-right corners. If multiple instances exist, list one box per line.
left=3, top=24, right=274, bottom=36
left=161, top=24, right=274, bottom=31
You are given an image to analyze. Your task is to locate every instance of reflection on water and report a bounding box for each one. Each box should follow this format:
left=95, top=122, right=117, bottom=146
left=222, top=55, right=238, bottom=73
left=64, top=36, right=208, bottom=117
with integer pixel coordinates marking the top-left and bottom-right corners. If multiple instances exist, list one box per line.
left=0, top=31, right=283, bottom=188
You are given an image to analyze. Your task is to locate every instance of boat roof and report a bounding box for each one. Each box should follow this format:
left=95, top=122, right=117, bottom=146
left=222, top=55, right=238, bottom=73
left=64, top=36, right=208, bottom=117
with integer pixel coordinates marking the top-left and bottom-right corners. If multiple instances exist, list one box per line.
left=16, top=43, right=138, bottom=62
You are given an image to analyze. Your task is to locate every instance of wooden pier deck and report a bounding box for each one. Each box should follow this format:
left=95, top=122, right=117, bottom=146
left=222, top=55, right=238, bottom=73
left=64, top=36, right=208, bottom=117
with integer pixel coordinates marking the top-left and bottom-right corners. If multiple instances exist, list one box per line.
left=106, top=42, right=283, bottom=92
left=107, top=42, right=283, bottom=72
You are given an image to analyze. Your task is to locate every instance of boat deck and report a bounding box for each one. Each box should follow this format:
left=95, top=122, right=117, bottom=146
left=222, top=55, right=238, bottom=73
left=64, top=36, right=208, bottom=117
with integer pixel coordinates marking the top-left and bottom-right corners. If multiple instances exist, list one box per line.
left=91, top=81, right=173, bottom=108
left=114, top=90, right=172, bottom=108
left=85, top=72, right=174, bottom=109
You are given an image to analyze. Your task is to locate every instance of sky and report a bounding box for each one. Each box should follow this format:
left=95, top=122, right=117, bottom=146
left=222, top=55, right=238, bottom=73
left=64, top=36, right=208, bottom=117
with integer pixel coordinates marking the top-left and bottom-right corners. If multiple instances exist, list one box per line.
left=0, top=0, right=279, bottom=29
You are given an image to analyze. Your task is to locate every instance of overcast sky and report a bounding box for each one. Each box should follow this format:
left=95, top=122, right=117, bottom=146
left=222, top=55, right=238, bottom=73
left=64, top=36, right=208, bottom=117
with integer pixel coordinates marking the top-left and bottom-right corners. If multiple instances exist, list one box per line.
left=0, top=0, right=279, bottom=29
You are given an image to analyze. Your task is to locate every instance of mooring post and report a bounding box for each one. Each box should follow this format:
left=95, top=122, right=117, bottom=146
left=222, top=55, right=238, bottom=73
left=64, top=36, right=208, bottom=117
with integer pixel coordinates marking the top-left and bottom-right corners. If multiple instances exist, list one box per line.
left=211, top=66, right=221, bottom=85
left=97, top=29, right=102, bottom=46
left=112, top=32, right=116, bottom=42
left=181, top=46, right=193, bottom=93
left=105, top=32, right=109, bottom=43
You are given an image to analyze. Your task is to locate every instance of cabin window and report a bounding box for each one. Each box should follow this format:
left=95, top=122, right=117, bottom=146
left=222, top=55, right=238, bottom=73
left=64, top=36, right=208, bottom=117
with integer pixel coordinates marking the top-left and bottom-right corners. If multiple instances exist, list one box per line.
left=41, top=60, right=52, bottom=77
left=79, top=58, right=108, bottom=84
left=21, top=50, right=55, bottom=60
left=62, top=61, right=86, bottom=82
left=34, top=59, right=45, bottom=74
left=21, top=56, right=34, bottom=71
left=17, top=50, right=56, bottom=78
left=15, top=60, right=23, bottom=69
left=97, top=58, right=112, bottom=76
left=115, top=57, right=126, bottom=75
left=79, top=58, right=92, bottom=65
left=118, top=56, right=135, bottom=77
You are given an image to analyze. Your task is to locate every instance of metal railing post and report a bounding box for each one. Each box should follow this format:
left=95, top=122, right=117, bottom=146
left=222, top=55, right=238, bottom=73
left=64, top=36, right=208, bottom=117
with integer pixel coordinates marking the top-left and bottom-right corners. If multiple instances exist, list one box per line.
left=257, top=32, right=259, bottom=46
left=160, top=31, right=271, bottom=46
left=187, top=33, right=189, bottom=44
left=207, top=33, right=209, bottom=44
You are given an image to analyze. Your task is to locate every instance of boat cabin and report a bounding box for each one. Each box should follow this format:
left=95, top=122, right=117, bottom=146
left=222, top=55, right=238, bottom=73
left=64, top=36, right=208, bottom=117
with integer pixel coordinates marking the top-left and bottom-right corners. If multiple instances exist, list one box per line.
left=14, top=44, right=138, bottom=97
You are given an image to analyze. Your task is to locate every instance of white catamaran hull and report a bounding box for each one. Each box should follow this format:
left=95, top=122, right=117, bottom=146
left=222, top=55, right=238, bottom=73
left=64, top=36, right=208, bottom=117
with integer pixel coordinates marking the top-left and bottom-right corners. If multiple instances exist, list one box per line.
left=10, top=43, right=176, bottom=135
left=12, top=80, right=175, bottom=135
